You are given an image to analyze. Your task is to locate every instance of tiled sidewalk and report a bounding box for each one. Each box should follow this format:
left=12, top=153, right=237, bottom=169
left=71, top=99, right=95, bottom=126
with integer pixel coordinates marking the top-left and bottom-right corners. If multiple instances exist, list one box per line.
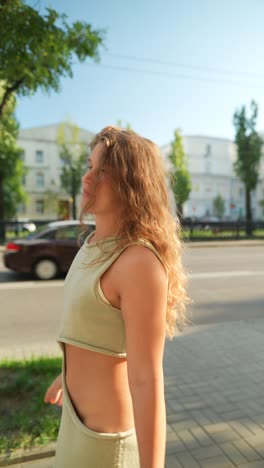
left=164, top=319, right=264, bottom=467
left=3, top=319, right=264, bottom=467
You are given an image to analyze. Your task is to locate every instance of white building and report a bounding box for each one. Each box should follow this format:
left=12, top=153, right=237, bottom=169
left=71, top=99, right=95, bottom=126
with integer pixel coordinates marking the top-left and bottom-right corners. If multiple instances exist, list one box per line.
left=161, top=135, right=264, bottom=220
left=17, top=124, right=264, bottom=221
left=17, top=123, right=95, bottom=220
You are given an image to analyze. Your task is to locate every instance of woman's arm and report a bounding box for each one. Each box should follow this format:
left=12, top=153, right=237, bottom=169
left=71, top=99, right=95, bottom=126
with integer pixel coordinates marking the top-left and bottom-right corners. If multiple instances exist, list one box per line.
left=117, top=245, right=168, bottom=468
left=129, top=375, right=166, bottom=468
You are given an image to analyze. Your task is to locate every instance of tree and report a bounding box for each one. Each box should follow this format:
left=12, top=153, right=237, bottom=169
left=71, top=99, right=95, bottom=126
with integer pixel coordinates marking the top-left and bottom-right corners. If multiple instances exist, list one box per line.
left=213, top=194, right=225, bottom=219
left=0, top=84, right=26, bottom=241
left=116, top=119, right=132, bottom=129
left=169, top=129, right=192, bottom=220
left=0, top=1, right=104, bottom=118
left=57, top=122, right=89, bottom=219
left=233, top=101, right=263, bottom=235
left=43, top=188, right=59, bottom=218
left=0, top=0, right=103, bottom=236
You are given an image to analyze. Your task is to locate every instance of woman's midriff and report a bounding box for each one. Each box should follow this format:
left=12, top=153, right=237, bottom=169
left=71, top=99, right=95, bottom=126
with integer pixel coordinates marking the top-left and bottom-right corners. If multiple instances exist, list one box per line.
left=64, top=343, right=135, bottom=433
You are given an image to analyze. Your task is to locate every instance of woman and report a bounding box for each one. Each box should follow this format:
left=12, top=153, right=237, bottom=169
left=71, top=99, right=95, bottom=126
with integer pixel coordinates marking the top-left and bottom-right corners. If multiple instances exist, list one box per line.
left=44, top=126, right=188, bottom=468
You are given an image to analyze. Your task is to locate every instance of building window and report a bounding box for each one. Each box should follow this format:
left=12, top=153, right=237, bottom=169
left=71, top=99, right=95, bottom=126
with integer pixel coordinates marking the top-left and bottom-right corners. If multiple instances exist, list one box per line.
left=35, top=150, right=44, bottom=163
left=35, top=200, right=45, bottom=214
left=36, top=172, right=45, bottom=187
left=20, top=150, right=25, bottom=161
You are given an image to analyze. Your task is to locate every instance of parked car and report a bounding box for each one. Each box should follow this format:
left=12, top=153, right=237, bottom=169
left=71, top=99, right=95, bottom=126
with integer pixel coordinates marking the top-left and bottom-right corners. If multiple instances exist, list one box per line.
left=3, top=220, right=95, bottom=280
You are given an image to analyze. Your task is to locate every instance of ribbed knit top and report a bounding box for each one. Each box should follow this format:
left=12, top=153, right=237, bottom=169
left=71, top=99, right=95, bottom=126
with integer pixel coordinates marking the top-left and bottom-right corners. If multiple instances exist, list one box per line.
left=57, top=231, right=163, bottom=358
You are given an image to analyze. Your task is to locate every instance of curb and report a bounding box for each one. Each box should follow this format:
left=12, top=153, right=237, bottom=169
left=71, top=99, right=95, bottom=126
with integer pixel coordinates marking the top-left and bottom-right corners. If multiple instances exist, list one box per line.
left=0, top=443, right=56, bottom=467
left=185, top=239, right=264, bottom=247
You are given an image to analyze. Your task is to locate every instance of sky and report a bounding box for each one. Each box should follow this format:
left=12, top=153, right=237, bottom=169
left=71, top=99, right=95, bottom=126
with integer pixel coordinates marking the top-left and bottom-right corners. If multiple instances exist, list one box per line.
left=17, top=0, right=264, bottom=146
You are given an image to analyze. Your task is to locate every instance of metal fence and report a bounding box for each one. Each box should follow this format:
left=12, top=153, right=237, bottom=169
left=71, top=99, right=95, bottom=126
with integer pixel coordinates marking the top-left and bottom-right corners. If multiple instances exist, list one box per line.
left=0, top=219, right=58, bottom=243
left=1, top=219, right=264, bottom=244
left=182, top=220, right=264, bottom=241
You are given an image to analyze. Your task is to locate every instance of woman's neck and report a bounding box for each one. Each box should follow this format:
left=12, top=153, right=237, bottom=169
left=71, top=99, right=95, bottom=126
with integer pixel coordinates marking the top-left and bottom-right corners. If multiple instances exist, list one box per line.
left=93, top=217, right=120, bottom=242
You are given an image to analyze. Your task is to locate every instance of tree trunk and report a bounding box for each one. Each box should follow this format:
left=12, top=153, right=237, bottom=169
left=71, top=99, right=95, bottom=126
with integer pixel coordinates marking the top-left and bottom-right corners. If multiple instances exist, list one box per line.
left=71, top=167, right=77, bottom=220
left=72, top=193, right=77, bottom=220
left=0, top=174, right=6, bottom=242
left=245, top=187, right=252, bottom=236
left=177, top=203, right=183, bottom=223
left=0, top=79, right=24, bottom=119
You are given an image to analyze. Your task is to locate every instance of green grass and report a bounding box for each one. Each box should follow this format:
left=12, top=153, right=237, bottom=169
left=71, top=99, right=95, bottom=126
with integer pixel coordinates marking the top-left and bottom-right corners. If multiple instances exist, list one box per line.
left=182, top=228, right=264, bottom=239
left=2, top=228, right=264, bottom=245
left=6, top=230, right=31, bottom=240
left=0, top=356, right=62, bottom=454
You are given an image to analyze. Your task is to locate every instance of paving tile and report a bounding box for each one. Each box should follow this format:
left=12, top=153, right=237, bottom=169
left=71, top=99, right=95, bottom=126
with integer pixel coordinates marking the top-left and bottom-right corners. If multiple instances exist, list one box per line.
left=245, top=435, right=264, bottom=457
left=166, top=431, right=180, bottom=442
left=165, top=455, right=183, bottom=468
left=220, top=409, right=249, bottom=421
left=167, top=412, right=190, bottom=424
left=209, top=429, right=241, bottom=444
left=228, top=420, right=257, bottom=438
left=176, top=452, right=201, bottom=467
left=219, top=442, right=247, bottom=465
left=166, top=439, right=186, bottom=455
left=239, top=418, right=264, bottom=437
left=190, top=410, right=213, bottom=426
left=190, top=445, right=224, bottom=461
left=199, top=454, right=234, bottom=467
left=203, top=423, right=230, bottom=433
left=177, top=430, right=200, bottom=450
left=229, top=435, right=262, bottom=462
left=235, top=462, right=264, bottom=468
left=190, top=427, right=215, bottom=447
left=171, top=419, right=199, bottom=432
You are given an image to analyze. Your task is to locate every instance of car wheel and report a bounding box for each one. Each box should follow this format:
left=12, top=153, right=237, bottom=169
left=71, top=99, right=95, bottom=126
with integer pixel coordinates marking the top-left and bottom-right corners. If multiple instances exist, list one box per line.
left=33, top=259, right=58, bottom=280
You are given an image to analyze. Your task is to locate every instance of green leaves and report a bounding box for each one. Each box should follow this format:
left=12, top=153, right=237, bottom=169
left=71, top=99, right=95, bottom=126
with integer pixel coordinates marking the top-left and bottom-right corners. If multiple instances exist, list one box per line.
left=0, top=84, right=27, bottom=219
left=0, top=1, right=104, bottom=226
left=233, top=100, right=263, bottom=232
left=213, top=194, right=225, bottom=219
left=0, top=1, right=104, bottom=116
left=233, top=101, right=263, bottom=191
left=168, top=129, right=192, bottom=217
left=57, top=122, right=90, bottom=219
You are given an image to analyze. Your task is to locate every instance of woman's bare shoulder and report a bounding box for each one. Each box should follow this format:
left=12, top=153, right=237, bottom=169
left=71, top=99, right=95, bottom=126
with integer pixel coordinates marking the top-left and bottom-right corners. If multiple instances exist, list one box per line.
left=115, top=243, right=167, bottom=282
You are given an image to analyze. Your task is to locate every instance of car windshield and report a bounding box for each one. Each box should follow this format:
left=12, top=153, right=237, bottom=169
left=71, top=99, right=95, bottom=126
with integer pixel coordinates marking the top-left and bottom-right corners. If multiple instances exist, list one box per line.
left=22, top=223, right=53, bottom=240
left=34, top=223, right=52, bottom=234
left=24, top=222, right=93, bottom=242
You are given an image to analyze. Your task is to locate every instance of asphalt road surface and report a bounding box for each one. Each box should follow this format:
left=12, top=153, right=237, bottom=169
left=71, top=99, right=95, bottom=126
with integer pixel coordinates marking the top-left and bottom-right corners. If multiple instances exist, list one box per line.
left=0, top=245, right=263, bottom=358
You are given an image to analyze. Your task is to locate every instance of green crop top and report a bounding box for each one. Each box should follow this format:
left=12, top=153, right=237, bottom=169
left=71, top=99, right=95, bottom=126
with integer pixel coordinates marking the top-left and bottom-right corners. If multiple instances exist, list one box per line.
left=57, top=231, right=164, bottom=358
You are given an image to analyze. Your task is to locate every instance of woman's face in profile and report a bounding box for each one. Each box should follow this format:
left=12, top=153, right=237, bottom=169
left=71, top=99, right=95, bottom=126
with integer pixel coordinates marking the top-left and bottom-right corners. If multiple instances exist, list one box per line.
left=81, top=142, right=121, bottom=215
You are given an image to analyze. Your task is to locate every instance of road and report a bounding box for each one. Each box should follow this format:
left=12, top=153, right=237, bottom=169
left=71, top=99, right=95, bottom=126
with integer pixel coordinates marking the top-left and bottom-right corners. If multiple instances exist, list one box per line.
left=183, top=245, right=264, bottom=326
left=0, top=245, right=263, bottom=358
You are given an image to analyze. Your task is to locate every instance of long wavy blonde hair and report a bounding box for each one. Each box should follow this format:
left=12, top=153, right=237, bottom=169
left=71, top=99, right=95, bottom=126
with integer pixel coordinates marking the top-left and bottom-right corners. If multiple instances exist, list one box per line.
left=80, top=126, right=190, bottom=339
